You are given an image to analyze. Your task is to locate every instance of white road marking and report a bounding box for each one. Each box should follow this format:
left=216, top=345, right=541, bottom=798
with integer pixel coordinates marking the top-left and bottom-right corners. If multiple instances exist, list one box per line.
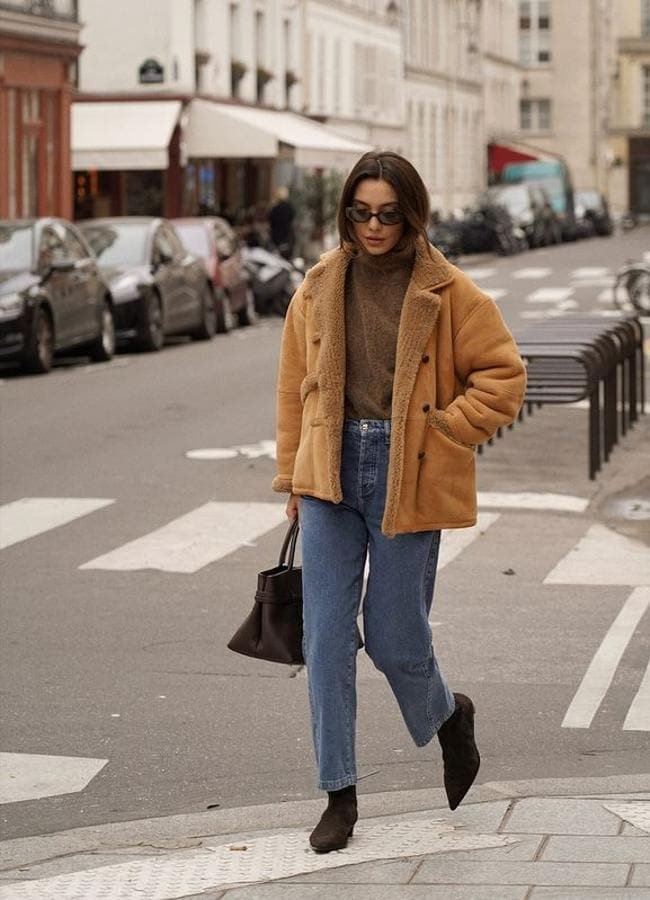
left=478, top=491, right=589, bottom=513
left=79, top=501, right=287, bottom=573
left=561, top=587, right=650, bottom=729
left=623, top=656, right=650, bottom=731
left=0, top=818, right=516, bottom=899
left=488, top=288, right=508, bottom=301
left=513, top=267, right=552, bottom=279
left=186, top=448, right=239, bottom=460
left=526, top=287, right=574, bottom=303
left=571, top=267, right=611, bottom=279
left=605, top=801, right=650, bottom=833
left=0, top=498, right=115, bottom=551
left=544, top=524, right=650, bottom=586
left=462, top=267, right=497, bottom=280
left=597, top=289, right=613, bottom=303
left=0, top=752, right=107, bottom=804
left=438, top=512, right=500, bottom=569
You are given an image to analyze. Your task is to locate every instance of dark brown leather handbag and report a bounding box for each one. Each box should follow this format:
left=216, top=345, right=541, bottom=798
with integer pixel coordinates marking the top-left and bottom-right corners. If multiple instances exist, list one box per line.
left=228, top=519, right=304, bottom=665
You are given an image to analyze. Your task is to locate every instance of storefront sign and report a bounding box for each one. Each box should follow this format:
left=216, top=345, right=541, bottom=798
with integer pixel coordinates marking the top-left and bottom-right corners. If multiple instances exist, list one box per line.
left=139, top=58, right=164, bottom=84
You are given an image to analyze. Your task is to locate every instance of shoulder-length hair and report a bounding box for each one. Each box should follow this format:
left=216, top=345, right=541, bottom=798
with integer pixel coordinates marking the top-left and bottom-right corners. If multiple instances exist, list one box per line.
left=337, top=151, right=431, bottom=253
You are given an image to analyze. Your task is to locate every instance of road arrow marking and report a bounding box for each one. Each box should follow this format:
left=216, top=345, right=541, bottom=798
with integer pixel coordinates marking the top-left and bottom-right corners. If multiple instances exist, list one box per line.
left=0, top=752, right=107, bottom=804
left=0, top=498, right=115, bottom=550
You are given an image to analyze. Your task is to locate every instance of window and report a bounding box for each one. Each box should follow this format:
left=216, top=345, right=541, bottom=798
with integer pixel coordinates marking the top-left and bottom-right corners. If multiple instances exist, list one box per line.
left=520, top=97, right=552, bottom=131
left=519, top=0, right=551, bottom=65
left=643, top=0, right=650, bottom=36
left=644, top=66, right=650, bottom=126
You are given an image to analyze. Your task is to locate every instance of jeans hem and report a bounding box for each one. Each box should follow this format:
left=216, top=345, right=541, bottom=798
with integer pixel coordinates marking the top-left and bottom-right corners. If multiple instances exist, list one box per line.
left=318, top=774, right=357, bottom=791
left=413, top=700, right=457, bottom=748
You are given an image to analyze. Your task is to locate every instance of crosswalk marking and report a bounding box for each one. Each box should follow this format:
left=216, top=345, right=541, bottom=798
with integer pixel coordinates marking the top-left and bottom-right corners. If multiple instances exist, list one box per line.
left=438, top=512, right=500, bottom=569
left=513, top=267, right=552, bottom=279
left=544, top=523, right=650, bottom=586
left=571, top=267, right=611, bottom=279
left=623, top=653, right=650, bottom=731
left=0, top=752, right=107, bottom=804
left=478, top=492, right=588, bottom=513
left=561, top=587, right=649, bottom=729
left=79, top=502, right=287, bottom=573
left=463, top=267, right=497, bottom=280
left=487, top=288, right=508, bottom=301
left=526, top=287, right=574, bottom=303
left=0, top=497, right=115, bottom=550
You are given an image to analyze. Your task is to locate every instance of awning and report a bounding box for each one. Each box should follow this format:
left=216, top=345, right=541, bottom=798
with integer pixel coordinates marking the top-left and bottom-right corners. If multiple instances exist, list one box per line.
left=72, top=101, right=182, bottom=170
left=185, top=99, right=372, bottom=169
left=488, top=140, right=557, bottom=176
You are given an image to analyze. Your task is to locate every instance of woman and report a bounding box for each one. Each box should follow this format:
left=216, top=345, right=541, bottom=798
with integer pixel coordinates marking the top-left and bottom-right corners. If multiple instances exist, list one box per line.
left=272, top=151, right=526, bottom=853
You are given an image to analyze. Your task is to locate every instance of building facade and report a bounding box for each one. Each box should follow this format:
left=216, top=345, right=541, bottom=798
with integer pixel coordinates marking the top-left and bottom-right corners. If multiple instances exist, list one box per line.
left=402, top=0, right=484, bottom=214
left=608, top=0, right=650, bottom=216
left=483, top=0, right=521, bottom=153
left=0, top=0, right=81, bottom=219
left=514, top=0, right=616, bottom=193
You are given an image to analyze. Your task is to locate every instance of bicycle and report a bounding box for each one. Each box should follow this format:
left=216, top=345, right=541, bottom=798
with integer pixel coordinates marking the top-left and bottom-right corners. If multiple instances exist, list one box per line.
left=613, top=258, right=650, bottom=314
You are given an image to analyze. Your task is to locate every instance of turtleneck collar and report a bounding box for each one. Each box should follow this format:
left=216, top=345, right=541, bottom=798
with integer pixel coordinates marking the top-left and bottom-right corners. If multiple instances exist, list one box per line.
left=351, top=241, right=415, bottom=275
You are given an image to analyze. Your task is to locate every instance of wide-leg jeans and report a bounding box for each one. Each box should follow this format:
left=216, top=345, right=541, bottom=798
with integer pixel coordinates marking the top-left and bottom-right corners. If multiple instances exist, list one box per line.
left=299, top=418, right=456, bottom=791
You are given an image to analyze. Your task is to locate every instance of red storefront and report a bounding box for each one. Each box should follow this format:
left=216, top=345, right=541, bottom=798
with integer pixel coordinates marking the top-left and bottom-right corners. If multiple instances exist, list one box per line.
left=0, top=1, right=81, bottom=219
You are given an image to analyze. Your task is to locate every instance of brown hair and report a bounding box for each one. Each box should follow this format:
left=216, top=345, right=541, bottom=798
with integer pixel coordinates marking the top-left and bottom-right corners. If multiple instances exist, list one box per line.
left=337, top=150, right=431, bottom=253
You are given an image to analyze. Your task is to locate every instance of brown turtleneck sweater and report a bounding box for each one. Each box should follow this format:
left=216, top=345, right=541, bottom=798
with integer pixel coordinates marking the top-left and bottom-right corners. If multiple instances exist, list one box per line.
left=344, top=244, right=415, bottom=420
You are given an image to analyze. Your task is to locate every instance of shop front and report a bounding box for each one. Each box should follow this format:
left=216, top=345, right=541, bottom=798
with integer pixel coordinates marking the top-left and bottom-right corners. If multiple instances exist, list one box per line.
left=0, top=0, right=81, bottom=219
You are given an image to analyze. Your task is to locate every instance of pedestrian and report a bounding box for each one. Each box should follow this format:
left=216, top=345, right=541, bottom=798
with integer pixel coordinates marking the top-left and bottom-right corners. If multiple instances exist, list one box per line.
left=272, top=151, right=526, bottom=853
left=268, top=185, right=295, bottom=258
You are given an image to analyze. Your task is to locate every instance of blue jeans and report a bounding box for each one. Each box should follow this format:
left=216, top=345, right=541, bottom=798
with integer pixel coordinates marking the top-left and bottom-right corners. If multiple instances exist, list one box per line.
left=300, top=419, right=455, bottom=791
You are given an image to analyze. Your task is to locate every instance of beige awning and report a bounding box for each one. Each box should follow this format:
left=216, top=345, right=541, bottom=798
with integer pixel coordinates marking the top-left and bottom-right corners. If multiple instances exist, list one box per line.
left=72, top=101, right=182, bottom=170
left=185, top=99, right=372, bottom=169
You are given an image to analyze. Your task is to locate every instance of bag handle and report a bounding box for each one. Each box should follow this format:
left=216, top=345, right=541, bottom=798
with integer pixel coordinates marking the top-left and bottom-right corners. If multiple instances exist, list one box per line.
left=279, top=518, right=299, bottom=568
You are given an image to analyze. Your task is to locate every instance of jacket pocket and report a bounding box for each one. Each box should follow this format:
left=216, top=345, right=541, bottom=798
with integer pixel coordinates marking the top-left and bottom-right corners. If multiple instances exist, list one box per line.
left=427, top=409, right=476, bottom=451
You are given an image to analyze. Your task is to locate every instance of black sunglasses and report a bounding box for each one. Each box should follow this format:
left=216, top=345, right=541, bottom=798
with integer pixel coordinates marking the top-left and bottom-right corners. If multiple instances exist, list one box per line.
left=345, top=206, right=405, bottom=226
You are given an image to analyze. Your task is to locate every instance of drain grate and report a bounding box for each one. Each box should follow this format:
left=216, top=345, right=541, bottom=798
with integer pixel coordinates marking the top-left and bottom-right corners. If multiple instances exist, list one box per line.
left=0, top=818, right=517, bottom=900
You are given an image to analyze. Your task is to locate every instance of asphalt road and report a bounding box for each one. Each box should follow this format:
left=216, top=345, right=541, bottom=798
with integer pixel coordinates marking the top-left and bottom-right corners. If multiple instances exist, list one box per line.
left=1, top=227, right=649, bottom=842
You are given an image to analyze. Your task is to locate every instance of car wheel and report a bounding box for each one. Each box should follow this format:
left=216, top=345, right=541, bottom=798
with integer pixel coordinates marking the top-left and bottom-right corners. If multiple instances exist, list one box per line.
left=23, top=305, right=54, bottom=374
left=215, top=288, right=233, bottom=334
left=192, top=284, right=217, bottom=340
left=89, top=300, right=115, bottom=362
left=139, top=292, right=164, bottom=352
left=237, top=287, right=258, bottom=328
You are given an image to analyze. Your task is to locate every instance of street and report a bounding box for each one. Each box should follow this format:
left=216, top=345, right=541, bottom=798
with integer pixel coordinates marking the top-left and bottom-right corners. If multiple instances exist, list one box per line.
left=1, top=228, right=649, bottom=845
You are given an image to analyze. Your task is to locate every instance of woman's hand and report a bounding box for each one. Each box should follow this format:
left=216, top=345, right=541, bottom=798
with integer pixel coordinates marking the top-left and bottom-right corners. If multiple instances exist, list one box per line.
left=286, top=493, right=300, bottom=522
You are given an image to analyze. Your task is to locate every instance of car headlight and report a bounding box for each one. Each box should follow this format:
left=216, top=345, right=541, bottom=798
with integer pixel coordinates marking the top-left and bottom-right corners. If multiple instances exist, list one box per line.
left=0, top=293, right=25, bottom=321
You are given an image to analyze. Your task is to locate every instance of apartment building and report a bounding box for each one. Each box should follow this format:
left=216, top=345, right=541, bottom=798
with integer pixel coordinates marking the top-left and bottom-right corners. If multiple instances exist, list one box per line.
left=609, top=0, right=650, bottom=216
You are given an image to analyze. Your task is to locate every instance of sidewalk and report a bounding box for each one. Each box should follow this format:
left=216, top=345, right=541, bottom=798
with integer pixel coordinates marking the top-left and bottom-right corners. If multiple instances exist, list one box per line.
left=1, top=776, right=649, bottom=898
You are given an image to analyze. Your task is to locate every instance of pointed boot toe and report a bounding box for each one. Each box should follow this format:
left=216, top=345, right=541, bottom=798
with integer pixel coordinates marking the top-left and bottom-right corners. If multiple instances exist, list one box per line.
left=437, top=692, right=481, bottom=811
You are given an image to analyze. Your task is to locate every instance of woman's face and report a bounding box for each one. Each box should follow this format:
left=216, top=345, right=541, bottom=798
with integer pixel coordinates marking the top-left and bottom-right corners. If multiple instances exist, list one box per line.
left=350, top=178, right=404, bottom=256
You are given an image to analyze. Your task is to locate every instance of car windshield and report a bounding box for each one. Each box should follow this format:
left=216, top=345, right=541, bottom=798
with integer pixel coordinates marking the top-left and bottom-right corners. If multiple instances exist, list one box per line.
left=80, top=222, right=149, bottom=267
left=0, top=222, right=34, bottom=271
left=174, top=224, right=210, bottom=258
left=486, top=186, right=529, bottom=217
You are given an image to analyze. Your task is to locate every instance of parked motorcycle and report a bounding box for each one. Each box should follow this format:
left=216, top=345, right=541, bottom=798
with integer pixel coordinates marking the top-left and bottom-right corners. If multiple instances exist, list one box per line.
left=459, top=201, right=528, bottom=256
left=240, top=244, right=304, bottom=317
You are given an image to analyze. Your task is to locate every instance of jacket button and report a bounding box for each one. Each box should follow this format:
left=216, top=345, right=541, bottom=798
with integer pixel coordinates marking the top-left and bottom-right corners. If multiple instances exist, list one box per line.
left=422, top=403, right=430, bottom=413
left=422, top=354, right=430, bottom=363
left=418, top=451, right=425, bottom=460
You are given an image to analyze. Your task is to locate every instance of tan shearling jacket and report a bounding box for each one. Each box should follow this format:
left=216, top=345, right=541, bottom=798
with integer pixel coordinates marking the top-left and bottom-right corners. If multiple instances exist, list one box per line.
left=272, top=239, right=526, bottom=536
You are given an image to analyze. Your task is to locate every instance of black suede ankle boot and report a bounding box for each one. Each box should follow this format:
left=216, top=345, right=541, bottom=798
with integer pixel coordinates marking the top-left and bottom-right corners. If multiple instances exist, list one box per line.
left=437, top=692, right=480, bottom=810
left=309, top=785, right=358, bottom=852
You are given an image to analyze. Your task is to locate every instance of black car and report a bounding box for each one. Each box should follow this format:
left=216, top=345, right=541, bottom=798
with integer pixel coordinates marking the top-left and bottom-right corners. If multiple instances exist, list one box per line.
left=0, top=219, right=115, bottom=374
left=77, top=218, right=216, bottom=351
left=575, top=190, right=614, bottom=237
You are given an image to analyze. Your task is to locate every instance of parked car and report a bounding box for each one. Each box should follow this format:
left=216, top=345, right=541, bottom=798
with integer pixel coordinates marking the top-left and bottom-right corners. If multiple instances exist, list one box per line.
left=0, top=218, right=115, bottom=374
left=575, top=190, right=614, bottom=237
left=456, top=198, right=528, bottom=256
left=172, top=217, right=255, bottom=330
left=78, top=217, right=217, bottom=351
left=484, top=184, right=561, bottom=248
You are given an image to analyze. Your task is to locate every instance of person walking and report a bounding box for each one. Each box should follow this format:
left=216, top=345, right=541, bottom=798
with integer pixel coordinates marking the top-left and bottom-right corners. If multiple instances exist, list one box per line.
left=272, top=151, right=526, bottom=853
left=268, top=185, right=296, bottom=258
